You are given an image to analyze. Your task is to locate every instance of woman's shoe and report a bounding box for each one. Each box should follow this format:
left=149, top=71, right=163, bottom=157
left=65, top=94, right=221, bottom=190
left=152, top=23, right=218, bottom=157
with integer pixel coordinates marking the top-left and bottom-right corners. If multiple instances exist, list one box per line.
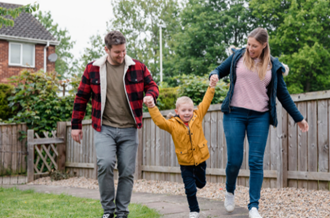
left=249, top=207, right=262, bottom=218
left=224, top=191, right=235, bottom=212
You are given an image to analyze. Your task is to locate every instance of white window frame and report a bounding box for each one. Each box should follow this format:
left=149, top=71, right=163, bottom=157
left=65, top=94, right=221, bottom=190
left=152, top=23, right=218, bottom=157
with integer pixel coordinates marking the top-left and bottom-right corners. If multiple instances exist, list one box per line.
left=8, top=42, right=35, bottom=67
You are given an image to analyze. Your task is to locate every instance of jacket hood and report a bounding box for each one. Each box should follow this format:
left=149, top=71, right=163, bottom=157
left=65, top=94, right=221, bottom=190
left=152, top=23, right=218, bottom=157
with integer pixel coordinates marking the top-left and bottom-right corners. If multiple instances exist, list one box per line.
left=228, top=45, right=289, bottom=76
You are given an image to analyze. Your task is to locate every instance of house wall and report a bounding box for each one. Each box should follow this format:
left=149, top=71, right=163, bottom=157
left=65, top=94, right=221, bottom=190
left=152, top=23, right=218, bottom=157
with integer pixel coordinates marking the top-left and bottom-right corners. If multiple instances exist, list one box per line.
left=0, top=40, right=56, bottom=83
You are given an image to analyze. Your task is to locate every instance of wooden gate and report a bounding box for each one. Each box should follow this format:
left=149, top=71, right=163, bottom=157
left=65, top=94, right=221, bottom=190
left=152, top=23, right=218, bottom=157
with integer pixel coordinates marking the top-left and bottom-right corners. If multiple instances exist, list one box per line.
left=27, top=122, right=66, bottom=182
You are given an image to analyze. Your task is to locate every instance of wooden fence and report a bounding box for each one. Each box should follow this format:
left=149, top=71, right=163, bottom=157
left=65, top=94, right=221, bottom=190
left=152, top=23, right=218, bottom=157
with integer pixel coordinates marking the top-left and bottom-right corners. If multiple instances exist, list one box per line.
left=59, top=90, right=330, bottom=190
left=0, top=123, right=28, bottom=185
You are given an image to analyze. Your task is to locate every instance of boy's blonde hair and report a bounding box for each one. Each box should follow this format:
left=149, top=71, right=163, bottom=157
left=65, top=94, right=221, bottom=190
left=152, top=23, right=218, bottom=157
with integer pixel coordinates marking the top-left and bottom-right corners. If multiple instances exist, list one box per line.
left=167, top=96, right=194, bottom=119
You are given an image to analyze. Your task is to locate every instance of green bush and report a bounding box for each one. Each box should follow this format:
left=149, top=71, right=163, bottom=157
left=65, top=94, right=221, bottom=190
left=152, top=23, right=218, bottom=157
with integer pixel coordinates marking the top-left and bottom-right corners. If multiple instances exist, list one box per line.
left=156, top=86, right=179, bottom=110
left=0, top=83, right=15, bottom=121
left=5, top=69, right=91, bottom=134
left=176, top=74, right=229, bottom=105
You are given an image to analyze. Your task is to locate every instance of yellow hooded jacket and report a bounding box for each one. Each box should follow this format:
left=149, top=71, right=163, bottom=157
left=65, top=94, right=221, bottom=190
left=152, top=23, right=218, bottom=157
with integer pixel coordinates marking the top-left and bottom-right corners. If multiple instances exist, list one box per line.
left=148, top=87, right=215, bottom=166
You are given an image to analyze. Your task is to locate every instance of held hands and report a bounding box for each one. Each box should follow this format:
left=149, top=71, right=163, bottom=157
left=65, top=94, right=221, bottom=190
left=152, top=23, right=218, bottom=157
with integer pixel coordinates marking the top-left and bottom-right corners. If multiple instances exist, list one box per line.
left=298, top=119, right=309, bottom=132
left=209, top=75, right=219, bottom=88
left=71, top=129, right=83, bottom=144
left=143, top=96, right=155, bottom=108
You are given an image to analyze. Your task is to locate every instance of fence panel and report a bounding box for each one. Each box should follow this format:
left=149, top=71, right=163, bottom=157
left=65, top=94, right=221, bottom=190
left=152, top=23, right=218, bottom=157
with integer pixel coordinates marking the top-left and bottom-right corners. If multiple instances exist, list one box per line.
left=59, top=90, right=330, bottom=190
left=0, top=123, right=28, bottom=185
left=64, top=120, right=96, bottom=179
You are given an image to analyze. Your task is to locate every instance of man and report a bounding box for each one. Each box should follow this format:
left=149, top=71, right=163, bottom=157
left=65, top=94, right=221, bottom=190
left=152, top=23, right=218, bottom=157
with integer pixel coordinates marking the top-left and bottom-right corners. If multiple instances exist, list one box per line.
left=71, top=30, right=159, bottom=218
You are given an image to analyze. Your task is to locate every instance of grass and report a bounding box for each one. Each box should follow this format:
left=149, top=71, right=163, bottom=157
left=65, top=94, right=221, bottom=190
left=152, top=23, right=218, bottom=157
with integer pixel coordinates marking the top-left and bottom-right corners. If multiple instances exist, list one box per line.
left=0, top=187, right=161, bottom=218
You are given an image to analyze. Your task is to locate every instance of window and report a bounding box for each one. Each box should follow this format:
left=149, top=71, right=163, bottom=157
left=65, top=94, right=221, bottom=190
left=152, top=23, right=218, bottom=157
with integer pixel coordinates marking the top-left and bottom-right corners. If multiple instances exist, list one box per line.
left=9, top=42, right=35, bottom=67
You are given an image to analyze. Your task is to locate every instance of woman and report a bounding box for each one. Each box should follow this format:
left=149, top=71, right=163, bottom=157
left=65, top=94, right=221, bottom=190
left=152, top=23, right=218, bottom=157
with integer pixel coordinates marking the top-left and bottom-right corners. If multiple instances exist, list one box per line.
left=209, top=28, right=308, bottom=218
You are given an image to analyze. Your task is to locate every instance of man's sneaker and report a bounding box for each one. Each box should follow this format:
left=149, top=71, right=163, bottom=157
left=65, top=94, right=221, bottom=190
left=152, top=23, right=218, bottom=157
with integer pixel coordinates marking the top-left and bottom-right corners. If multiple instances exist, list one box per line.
left=224, top=191, right=235, bottom=212
left=102, top=214, right=114, bottom=218
left=249, top=207, right=262, bottom=218
left=189, top=211, right=200, bottom=218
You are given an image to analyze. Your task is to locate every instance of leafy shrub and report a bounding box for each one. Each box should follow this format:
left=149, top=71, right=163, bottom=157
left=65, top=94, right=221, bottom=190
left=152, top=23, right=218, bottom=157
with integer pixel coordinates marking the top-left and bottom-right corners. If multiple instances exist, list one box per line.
left=176, top=74, right=229, bottom=105
left=5, top=69, right=91, bottom=134
left=0, top=83, right=15, bottom=121
left=156, top=86, right=179, bottom=110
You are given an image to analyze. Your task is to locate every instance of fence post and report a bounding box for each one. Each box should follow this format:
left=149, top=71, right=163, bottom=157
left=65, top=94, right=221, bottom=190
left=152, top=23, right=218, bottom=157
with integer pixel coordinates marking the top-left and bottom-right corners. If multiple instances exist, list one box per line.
left=134, top=128, right=143, bottom=180
left=56, top=122, right=67, bottom=172
left=277, top=108, right=288, bottom=188
left=27, top=130, right=34, bottom=183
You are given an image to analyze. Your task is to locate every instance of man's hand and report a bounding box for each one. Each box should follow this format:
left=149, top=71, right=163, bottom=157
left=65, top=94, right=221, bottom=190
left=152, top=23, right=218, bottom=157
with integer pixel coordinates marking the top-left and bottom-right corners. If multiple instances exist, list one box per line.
left=71, top=129, right=83, bottom=144
left=209, top=75, right=219, bottom=88
left=297, top=119, right=309, bottom=132
left=143, top=96, right=155, bottom=108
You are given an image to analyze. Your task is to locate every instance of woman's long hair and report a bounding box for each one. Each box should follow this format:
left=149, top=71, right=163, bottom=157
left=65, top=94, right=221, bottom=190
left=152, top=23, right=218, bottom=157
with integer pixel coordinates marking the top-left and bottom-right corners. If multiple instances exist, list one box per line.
left=243, top=28, right=272, bottom=80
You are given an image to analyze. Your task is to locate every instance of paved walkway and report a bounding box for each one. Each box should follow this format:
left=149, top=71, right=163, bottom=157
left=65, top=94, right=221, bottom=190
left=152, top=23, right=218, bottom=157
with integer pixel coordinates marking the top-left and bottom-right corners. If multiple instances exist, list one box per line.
left=1, top=184, right=249, bottom=217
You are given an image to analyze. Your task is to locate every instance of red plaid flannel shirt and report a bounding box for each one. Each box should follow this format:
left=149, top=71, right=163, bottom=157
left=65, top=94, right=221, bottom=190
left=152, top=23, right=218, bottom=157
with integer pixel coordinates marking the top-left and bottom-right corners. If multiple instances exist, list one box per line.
left=71, top=58, right=159, bottom=131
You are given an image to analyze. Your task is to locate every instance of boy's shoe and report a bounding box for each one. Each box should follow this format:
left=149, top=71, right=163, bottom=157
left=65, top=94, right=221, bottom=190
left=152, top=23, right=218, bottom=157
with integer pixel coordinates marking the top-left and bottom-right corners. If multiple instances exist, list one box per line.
left=102, top=214, right=114, bottom=218
left=249, top=207, right=262, bottom=218
left=189, top=212, right=200, bottom=218
left=224, top=191, right=235, bottom=212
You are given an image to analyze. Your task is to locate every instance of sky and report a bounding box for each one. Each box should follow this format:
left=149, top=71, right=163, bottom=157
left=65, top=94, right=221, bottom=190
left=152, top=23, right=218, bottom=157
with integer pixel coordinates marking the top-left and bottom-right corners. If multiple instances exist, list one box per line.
left=3, top=0, right=114, bottom=59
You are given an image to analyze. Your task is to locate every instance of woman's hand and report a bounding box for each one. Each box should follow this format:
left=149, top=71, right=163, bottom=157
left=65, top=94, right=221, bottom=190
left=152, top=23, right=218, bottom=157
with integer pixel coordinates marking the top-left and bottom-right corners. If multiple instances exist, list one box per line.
left=297, top=119, right=309, bottom=132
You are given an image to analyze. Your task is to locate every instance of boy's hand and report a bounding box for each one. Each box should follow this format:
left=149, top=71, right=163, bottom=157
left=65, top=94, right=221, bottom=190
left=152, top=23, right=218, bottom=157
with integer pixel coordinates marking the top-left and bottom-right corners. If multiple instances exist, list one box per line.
left=209, top=75, right=219, bottom=88
left=143, top=96, right=155, bottom=108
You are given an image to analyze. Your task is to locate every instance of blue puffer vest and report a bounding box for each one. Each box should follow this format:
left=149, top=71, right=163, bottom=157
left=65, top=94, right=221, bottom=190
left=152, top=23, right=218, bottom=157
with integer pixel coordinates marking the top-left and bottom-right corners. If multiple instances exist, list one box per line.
left=209, top=48, right=303, bottom=127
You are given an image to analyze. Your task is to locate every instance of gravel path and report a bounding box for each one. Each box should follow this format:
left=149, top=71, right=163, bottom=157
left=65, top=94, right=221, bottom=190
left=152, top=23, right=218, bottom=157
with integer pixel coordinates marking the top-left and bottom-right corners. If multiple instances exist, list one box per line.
left=30, top=177, right=330, bottom=218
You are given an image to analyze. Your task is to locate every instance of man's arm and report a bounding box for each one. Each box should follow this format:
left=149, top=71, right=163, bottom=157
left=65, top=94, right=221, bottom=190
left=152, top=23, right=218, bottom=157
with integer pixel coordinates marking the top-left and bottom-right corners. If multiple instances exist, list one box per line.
left=143, top=65, right=159, bottom=102
left=71, top=65, right=92, bottom=143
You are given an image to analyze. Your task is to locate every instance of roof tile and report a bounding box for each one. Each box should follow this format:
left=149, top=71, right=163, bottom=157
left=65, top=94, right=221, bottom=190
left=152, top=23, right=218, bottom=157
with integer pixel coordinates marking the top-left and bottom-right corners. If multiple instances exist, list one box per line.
left=0, top=2, right=57, bottom=41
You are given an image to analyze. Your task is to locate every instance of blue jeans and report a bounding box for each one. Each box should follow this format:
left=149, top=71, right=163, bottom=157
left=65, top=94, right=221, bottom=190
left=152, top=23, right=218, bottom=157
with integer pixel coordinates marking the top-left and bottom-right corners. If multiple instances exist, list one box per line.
left=180, top=161, right=207, bottom=212
left=94, top=126, right=138, bottom=216
left=223, top=107, right=269, bottom=210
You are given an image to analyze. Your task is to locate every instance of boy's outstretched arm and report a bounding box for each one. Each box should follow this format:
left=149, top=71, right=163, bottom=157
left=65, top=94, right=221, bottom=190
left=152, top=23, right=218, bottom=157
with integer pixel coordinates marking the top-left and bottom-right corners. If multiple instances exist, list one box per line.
left=195, top=77, right=218, bottom=118
left=144, top=97, right=173, bottom=133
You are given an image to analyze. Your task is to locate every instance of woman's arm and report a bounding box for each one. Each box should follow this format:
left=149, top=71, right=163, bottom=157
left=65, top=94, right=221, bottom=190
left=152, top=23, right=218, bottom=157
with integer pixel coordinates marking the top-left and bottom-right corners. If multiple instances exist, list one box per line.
left=276, top=72, right=309, bottom=132
left=209, top=54, right=234, bottom=80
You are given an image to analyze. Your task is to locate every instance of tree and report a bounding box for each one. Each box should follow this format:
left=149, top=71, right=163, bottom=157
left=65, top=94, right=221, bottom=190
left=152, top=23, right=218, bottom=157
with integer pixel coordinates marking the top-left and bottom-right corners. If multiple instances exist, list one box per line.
left=74, top=33, right=105, bottom=76
left=250, top=0, right=330, bottom=93
left=167, top=0, right=253, bottom=82
left=35, top=11, right=76, bottom=78
left=108, top=0, right=182, bottom=83
left=0, top=3, right=38, bottom=28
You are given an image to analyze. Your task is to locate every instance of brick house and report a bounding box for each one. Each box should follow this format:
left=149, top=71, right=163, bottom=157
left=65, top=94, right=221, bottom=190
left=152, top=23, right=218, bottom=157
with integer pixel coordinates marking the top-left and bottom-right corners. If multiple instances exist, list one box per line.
left=0, top=2, right=59, bottom=83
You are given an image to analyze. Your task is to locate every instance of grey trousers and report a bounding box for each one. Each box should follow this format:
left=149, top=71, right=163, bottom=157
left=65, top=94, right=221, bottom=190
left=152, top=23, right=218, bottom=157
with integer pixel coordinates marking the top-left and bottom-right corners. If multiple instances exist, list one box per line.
left=94, top=125, right=138, bottom=216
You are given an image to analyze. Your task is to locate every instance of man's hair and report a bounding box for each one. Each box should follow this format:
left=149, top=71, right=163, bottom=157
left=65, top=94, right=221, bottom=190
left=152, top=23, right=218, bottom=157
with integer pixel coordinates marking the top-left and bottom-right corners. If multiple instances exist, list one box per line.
left=104, top=30, right=126, bottom=49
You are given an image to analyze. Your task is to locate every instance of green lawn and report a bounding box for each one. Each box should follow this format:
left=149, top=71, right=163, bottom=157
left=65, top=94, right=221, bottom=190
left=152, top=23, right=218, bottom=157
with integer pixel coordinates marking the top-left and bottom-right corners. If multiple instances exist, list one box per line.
left=0, top=187, right=161, bottom=218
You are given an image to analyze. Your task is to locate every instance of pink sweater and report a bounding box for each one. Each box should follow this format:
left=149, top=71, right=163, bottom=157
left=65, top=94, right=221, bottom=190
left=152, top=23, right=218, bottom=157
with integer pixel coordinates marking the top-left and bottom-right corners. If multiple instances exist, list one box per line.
left=230, top=58, right=272, bottom=112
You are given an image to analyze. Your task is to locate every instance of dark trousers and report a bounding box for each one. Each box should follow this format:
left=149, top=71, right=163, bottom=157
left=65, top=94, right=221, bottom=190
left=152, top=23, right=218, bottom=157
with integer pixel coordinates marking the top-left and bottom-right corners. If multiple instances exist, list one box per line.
left=180, top=161, right=207, bottom=212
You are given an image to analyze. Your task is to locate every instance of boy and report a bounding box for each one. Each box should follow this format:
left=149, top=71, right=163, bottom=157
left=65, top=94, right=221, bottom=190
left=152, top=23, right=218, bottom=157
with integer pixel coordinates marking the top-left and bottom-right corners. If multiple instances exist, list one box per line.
left=143, top=76, right=218, bottom=218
